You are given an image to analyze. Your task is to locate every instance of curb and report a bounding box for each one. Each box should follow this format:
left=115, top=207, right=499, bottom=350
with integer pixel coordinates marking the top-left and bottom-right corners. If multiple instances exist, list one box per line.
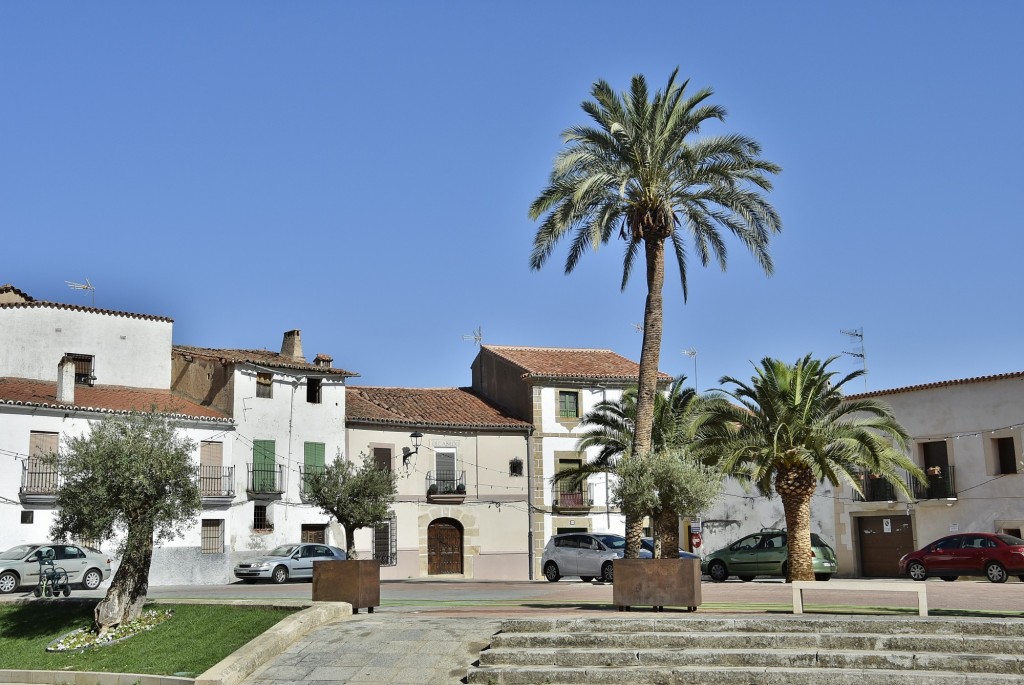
left=0, top=600, right=352, bottom=685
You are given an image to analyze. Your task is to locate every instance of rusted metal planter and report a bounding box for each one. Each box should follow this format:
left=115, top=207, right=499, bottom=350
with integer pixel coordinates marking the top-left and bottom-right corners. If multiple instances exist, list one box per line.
left=312, top=559, right=380, bottom=613
left=612, top=557, right=702, bottom=612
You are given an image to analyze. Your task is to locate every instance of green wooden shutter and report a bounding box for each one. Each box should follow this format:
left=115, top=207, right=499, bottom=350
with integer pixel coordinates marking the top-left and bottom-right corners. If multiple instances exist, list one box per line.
left=253, top=439, right=276, bottom=492
left=304, top=442, right=325, bottom=473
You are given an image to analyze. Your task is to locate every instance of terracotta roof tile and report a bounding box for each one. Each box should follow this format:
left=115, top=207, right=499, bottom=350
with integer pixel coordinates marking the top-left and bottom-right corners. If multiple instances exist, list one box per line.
left=481, top=345, right=670, bottom=382
left=347, top=386, right=531, bottom=430
left=0, top=377, right=232, bottom=423
left=174, top=345, right=357, bottom=377
left=0, top=300, right=172, bottom=323
left=0, top=284, right=34, bottom=302
left=849, top=370, right=1024, bottom=400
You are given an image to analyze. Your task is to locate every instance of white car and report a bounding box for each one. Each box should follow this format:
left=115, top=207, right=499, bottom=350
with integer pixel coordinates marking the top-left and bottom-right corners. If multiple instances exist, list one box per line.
left=233, top=543, right=347, bottom=584
left=0, top=543, right=112, bottom=594
left=541, top=533, right=626, bottom=583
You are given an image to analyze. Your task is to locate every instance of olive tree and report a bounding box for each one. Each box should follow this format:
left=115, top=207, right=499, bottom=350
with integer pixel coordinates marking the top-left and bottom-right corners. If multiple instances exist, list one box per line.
left=304, top=454, right=397, bottom=558
left=47, top=411, right=200, bottom=634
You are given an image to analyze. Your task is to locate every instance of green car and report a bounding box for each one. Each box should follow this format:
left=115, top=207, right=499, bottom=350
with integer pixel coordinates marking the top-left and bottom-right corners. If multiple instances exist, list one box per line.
left=700, top=529, right=837, bottom=582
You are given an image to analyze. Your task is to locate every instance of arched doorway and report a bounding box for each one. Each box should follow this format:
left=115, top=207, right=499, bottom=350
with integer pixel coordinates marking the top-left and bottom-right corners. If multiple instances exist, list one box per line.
left=427, top=518, right=463, bottom=575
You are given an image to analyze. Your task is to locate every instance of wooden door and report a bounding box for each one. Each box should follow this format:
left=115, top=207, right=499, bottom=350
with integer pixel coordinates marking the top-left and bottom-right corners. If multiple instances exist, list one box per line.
left=427, top=519, right=463, bottom=575
left=857, top=515, right=914, bottom=577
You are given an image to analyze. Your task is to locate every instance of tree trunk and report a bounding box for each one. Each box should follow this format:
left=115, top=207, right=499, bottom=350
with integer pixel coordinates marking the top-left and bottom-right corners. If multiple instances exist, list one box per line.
left=344, top=523, right=358, bottom=559
left=658, top=508, right=680, bottom=558
left=94, top=522, right=154, bottom=635
left=624, top=515, right=644, bottom=560
left=632, top=238, right=667, bottom=459
left=775, top=464, right=817, bottom=582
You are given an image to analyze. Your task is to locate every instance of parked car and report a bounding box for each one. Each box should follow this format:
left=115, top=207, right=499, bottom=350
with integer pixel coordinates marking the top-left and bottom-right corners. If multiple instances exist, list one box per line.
left=0, top=543, right=112, bottom=594
left=639, top=537, right=700, bottom=560
left=233, top=543, right=347, bottom=584
left=700, top=530, right=837, bottom=582
left=542, top=532, right=627, bottom=582
left=899, top=532, right=1024, bottom=583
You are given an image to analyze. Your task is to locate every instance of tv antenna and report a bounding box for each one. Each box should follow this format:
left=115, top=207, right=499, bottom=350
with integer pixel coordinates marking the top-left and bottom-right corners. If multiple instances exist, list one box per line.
left=462, top=326, right=483, bottom=346
left=681, top=347, right=698, bottom=389
left=65, top=278, right=95, bottom=307
left=841, top=327, right=867, bottom=391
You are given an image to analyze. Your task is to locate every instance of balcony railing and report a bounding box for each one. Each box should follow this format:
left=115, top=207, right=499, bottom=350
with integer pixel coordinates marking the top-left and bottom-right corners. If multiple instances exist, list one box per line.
left=425, top=470, right=466, bottom=501
left=552, top=480, right=594, bottom=510
left=199, top=465, right=235, bottom=502
left=246, top=463, right=284, bottom=496
left=913, top=464, right=957, bottom=500
left=853, top=472, right=899, bottom=503
left=20, top=462, right=60, bottom=503
left=299, top=466, right=324, bottom=502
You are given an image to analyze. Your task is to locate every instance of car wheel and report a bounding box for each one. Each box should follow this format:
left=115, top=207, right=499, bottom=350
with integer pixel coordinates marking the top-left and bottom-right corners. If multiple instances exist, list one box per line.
left=907, top=561, right=927, bottom=581
left=814, top=573, right=831, bottom=582
left=82, top=568, right=103, bottom=590
left=985, top=561, right=1008, bottom=584
left=940, top=576, right=958, bottom=582
left=543, top=562, right=560, bottom=582
left=580, top=576, right=594, bottom=583
left=271, top=566, right=289, bottom=584
left=0, top=571, right=18, bottom=594
left=708, top=561, right=728, bottom=583
left=1018, top=575, right=1024, bottom=583
left=738, top=576, right=755, bottom=582
left=601, top=561, right=614, bottom=583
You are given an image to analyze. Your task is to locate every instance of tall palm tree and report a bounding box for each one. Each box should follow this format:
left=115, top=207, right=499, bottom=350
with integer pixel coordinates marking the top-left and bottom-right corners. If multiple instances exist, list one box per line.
left=529, top=69, right=781, bottom=555
left=563, top=376, right=726, bottom=555
left=697, top=355, right=923, bottom=581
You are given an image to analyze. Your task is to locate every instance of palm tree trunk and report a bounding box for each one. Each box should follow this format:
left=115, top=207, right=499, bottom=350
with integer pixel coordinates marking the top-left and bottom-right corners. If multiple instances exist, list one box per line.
left=657, top=508, right=680, bottom=558
left=94, top=520, right=153, bottom=635
left=776, top=464, right=817, bottom=582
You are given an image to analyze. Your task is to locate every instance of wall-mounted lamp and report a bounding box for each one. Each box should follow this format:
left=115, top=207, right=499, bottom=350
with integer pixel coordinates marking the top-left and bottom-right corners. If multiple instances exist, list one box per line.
left=403, top=432, right=423, bottom=467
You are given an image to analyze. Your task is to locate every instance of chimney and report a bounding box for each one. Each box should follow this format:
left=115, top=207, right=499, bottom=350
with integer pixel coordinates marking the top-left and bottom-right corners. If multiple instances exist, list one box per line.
left=281, top=330, right=304, bottom=361
left=314, top=353, right=333, bottom=369
left=57, top=355, right=76, bottom=404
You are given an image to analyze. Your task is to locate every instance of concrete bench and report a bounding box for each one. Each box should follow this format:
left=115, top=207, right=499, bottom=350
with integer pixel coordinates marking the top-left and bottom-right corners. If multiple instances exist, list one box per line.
left=792, top=580, right=928, bottom=616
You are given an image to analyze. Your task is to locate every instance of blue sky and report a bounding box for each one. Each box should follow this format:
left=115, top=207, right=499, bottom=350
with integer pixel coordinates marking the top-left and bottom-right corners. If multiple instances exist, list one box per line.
left=2, top=3, right=1021, bottom=393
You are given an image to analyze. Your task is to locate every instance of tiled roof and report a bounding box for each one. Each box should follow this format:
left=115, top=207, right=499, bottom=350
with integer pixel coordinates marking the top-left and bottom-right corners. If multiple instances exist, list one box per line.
left=0, top=300, right=173, bottom=323
left=481, top=345, right=670, bottom=382
left=173, top=345, right=358, bottom=377
left=0, top=284, right=34, bottom=302
left=0, top=377, right=233, bottom=423
left=849, top=370, right=1024, bottom=400
left=346, top=386, right=531, bottom=430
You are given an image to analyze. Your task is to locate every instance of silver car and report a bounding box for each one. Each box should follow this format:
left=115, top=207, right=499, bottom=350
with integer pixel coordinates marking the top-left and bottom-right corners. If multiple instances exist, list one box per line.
left=541, top=533, right=626, bottom=583
left=233, top=543, right=347, bottom=584
left=0, top=543, right=112, bottom=594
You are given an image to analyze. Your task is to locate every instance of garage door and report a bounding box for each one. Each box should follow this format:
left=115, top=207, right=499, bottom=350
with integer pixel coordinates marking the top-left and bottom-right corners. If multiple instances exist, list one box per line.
left=856, top=515, right=914, bottom=577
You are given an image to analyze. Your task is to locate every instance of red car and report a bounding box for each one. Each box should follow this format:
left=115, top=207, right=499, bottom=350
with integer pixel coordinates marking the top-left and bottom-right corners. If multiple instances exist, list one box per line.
left=899, top=532, right=1024, bottom=583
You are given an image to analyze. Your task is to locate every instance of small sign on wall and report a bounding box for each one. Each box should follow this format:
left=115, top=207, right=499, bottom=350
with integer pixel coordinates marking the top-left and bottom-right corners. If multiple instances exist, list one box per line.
left=950, top=523, right=959, bottom=533
left=883, top=518, right=892, bottom=533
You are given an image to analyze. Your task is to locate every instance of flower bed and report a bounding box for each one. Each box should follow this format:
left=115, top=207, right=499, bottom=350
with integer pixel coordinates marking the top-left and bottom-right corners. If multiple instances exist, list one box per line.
left=47, top=609, right=174, bottom=652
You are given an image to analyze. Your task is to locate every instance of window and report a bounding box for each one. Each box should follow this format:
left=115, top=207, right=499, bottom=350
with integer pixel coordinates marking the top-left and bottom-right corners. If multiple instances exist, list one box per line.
left=373, top=447, right=392, bottom=472
left=21, top=511, right=33, bottom=524
left=301, top=524, right=327, bottom=544
left=509, top=457, right=523, bottom=477
left=1003, top=527, right=1022, bottom=539
left=253, top=504, right=272, bottom=531
left=252, top=439, right=277, bottom=492
left=66, top=353, right=95, bottom=385
left=199, top=441, right=224, bottom=496
left=557, top=390, right=580, bottom=420
left=306, top=378, right=322, bottom=404
left=201, top=519, right=225, bottom=553
left=27, top=432, right=59, bottom=493
left=995, top=437, right=1018, bottom=475
left=373, top=512, right=397, bottom=567
left=57, top=545, right=86, bottom=560
left=256, top=372, right=273, bottom=399
left=435, top=449, right=456, bottom=483
left=303, top=442, right=325, bottom=494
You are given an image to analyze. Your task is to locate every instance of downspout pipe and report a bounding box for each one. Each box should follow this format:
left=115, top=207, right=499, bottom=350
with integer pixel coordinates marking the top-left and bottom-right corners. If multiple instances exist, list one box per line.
left=526, top=426, right=535, bottom=580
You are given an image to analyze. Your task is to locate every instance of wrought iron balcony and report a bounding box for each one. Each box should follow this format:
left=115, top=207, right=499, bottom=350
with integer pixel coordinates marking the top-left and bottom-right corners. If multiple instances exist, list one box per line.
left=912, top=464, right=957, bottom=500
left=199, top=465, right=235, bottom=504
left=853, top=472, right=899, bottom=503
left=19, top=462, right=60, bottom=504
left=552, top=480, right=594, bottom=511
left=299, top=466, right=324, bottom=502
left=246, top=463, right=284, bottom=497
left=425, top=470, right=466, bottom=502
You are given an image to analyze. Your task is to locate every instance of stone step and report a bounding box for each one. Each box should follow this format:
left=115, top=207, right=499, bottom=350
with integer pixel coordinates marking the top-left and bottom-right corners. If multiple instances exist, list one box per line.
left=497, top=616, right=1024, bottom=637
left=489, top=630, right=1022, bottom=653
left=478, top=646, right=1024, bottom=675
left=466, top=665, right=1024, bottom=685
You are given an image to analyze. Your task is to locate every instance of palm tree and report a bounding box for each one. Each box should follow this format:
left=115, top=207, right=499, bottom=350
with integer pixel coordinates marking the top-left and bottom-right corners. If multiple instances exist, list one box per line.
left=697, top=355, right=923, bottom=582
left=529, top=69, right=781, bottom=555
left=562, top=376, right=726, bottom=555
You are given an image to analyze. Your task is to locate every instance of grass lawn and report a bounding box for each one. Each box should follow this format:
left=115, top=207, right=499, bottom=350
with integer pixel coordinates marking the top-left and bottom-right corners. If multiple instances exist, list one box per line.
left=0, top=601, right=297, bottom=676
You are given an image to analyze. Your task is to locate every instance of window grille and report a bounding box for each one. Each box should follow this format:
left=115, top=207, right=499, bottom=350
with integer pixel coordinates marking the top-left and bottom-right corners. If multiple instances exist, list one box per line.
left=66, top=353, right=95, bottom=386
left=373, top=512, right=398, bottom=566
left=201, top=519, right=224, bottom=554
left=509, top=457, right=524, bottom=477
left=253, top=504, right=272, bottom=531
